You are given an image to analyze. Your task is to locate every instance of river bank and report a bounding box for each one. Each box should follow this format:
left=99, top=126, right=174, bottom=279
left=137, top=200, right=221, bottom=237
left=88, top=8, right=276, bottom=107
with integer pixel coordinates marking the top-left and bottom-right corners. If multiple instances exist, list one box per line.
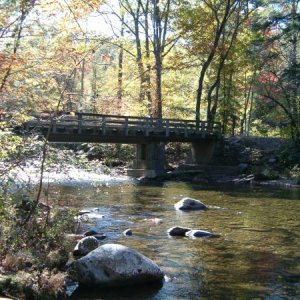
left=2, top=153, right=299, bottom=194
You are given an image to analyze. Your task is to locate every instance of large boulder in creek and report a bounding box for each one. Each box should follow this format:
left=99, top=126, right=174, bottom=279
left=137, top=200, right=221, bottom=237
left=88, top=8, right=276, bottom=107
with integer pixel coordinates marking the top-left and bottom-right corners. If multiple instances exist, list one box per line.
left=185, top=230, right=220, bottom=238
left=167, top=226, right=191, bottom=237
left=68, top=243, right=164, bottom=287
left=174, top=197, right=207, bottom=211
left=73, top=236, right=99, bottom=257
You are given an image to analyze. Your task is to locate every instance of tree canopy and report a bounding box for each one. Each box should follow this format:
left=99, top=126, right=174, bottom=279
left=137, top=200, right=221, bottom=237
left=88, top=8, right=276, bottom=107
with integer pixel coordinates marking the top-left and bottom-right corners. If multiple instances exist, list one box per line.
left=0, top=0, right=299, bottom=142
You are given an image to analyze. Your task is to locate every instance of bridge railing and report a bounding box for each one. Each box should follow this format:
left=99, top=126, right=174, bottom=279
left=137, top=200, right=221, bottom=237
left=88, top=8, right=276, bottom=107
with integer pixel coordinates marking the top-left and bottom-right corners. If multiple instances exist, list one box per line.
left=24, top=113, right=222, bottom=138
left=75, top=113, right=221, bottom=136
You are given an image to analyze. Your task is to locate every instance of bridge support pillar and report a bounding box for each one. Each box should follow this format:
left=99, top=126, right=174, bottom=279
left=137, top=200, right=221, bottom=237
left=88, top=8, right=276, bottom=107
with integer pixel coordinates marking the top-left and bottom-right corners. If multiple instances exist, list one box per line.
left=191, top=140, right=216, bottom=165
left=126, top=143, right=166, bottom=178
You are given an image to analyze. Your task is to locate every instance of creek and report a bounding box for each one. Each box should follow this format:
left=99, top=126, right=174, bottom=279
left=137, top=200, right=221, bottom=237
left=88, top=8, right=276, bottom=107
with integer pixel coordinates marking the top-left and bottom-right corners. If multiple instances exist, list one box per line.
left=49, top=179, right=300, bottom=299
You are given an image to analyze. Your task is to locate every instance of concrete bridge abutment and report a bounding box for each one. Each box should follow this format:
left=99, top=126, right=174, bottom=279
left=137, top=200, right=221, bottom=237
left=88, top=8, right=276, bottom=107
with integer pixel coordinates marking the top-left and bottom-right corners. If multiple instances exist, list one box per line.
left=126, top=143, right=166, bottom=178
left=126, top=140, right=216, bottom=178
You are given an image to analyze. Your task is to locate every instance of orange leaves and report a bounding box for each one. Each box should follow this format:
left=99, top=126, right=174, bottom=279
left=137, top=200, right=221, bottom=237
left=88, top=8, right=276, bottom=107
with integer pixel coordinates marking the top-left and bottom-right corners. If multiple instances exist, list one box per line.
left=65, top=0, right=103, bottom=17
left=0, top=52, right=25, bottom=75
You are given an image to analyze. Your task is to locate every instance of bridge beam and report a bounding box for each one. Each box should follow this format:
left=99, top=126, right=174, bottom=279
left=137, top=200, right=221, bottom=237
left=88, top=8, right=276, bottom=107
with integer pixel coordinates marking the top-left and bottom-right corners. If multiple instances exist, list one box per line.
left=126, top=143, right=166, bottom=178
left=191, top=140, right=216, bottom=165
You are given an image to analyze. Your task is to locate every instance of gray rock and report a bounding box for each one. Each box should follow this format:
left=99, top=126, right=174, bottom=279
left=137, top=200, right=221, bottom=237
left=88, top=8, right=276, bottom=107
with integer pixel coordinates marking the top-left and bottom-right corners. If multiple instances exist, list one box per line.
left=73, top=236, right=99, bottom=257
left=84, top=229, right=99, bottom=236
left=185, top=230, right=220, bottom=238
left=83, top=213, right=105, bottom=220
left=83, top=230, right=107, bottom=240
left=174, top=197, right=207, bottom=211
left=68, top=243, right=164, bottom=287
left=78, top=209, right=91, bottom=215
left=94, top=234, right=107, bottom=240
left=123, top=229, right=133, bottom=236
left=167, top=226, right=191, bottom=237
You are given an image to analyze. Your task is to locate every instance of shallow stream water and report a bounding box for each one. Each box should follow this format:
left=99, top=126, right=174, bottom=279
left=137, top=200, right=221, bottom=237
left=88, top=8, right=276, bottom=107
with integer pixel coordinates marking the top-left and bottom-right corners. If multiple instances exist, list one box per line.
left=50, top=180, right=300, bottom=299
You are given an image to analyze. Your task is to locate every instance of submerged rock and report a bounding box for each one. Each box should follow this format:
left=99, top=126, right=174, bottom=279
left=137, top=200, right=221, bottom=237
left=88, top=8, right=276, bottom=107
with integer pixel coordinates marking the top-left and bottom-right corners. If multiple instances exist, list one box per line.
left=68, top=243, right=164, bottom=287
left=73, top=236, right=99, bottom=257
left=83, top=229, right=106, bottom=240
left=185, top=230, right=220, bottom=238
left=167, top=226, right=191, bottom=237
left=123, top=229, right=133, bottom=236
left=84, top=229, right=98, bottom=236
left=93, top=234, right=107, bottom=240
left=78, top=209, right=91, bottom=215
left=150, top=218, right=163, bottom=224
left=83, top=213, right=105, bottom=220
left=174, top=197, right=207, bottom=211
left=143, top=218, right=163, bottom=224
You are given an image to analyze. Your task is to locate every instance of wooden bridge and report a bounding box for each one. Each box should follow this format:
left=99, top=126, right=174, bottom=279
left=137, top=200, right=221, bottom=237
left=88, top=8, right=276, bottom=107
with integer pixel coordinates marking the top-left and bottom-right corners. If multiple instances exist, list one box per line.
left=24, top=112, right=221, bottom=143
left=24, top=113, right=222, bottom=178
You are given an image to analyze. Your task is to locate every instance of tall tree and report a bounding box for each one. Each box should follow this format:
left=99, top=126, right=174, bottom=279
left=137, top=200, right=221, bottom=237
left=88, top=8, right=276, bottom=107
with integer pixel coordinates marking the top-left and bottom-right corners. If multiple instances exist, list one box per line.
left=0, top=0, right=36, bottom=93
left=253, top=0, right=300, bottom=141
left=178, top=0, right=253, bottom=125
left=151, top=0, right=172, bottom=118
left=106, top=0, right=176, bottom=117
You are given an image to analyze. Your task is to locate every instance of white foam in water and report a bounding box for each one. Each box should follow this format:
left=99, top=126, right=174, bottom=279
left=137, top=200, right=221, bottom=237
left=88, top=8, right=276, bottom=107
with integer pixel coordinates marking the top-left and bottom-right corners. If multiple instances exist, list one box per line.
left=7, top=164, right=132, bottom=187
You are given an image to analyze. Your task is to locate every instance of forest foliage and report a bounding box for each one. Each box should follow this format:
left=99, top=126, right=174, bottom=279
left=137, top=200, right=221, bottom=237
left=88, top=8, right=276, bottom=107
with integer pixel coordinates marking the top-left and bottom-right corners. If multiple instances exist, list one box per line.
left=0, top=0, right=299, bottom=141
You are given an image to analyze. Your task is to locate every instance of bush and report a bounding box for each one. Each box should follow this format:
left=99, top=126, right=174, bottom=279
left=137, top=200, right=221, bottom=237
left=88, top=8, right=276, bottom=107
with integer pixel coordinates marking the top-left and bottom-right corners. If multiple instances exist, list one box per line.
left=290, top=165, right=300, bottom=184
left=278, top=141, right=300, bottom=167
left=81, top=143, right=134, bottom=164
left=166, top=143, right=190, bottom=163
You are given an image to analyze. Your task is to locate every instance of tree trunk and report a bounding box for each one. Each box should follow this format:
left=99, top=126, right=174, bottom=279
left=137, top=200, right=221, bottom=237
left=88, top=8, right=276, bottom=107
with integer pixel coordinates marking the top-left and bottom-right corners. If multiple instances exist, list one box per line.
left=290, top=0, right=299, bottom=139
left=117, top=12, right=125, bottom=112
left=151, top=0, right=162, bottom=118
left=195, top=0, right=232, bottom=125
left=153, top=52, right=162, bottom=118
left=132, top=1, right=147, bottom=104
left=134, top=15, right=146, bottom=103
left=206, top=13, right=240, bottom=126
left=240, top=73, right=254, bottom=135
left=246, top=89, right=254, bottom=136
left=151, top=0, right=171, bottom=118
left=79, top=58, right=85, bottom=112
left=144, top=0, right=152, bottom=115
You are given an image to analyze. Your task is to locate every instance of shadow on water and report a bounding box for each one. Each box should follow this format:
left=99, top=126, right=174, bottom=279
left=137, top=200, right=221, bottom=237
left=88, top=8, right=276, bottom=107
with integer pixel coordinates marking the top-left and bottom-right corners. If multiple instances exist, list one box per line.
left=136, top=178, right=300, bottom=201
left=166, top=181, right=300, bottom=201
left=71, top=281, right=163, bottom=300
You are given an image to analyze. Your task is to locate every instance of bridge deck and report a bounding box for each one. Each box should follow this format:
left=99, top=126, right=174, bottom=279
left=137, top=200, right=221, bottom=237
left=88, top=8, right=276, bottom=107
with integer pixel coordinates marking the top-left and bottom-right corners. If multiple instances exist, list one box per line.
left=24, top=113, right=222, bottom=143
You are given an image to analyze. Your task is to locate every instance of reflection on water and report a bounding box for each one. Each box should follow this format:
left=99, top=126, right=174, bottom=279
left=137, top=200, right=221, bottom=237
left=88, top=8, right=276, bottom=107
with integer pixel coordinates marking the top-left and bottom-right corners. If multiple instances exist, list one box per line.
left=49, top=182, right=300, bottom=299
left=72, top=281, right=164, bottom=300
